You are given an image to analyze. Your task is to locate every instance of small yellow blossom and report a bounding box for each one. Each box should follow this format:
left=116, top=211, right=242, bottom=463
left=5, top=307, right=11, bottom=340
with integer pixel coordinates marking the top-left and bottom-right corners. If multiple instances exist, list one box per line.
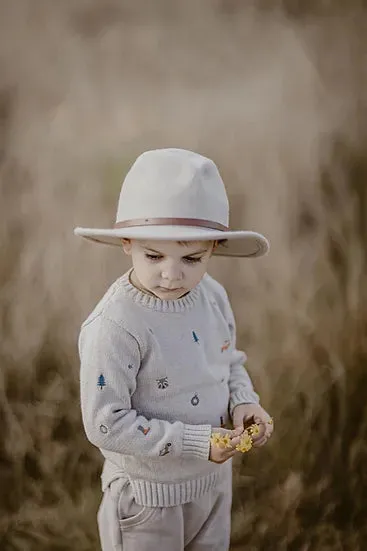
left=220, top=434, right=232, bottom=448
left=235, top=430, right=253, bottom=453
left=210, top=433, right=233, bottom=449
left=248, top=424, right=261, bottom=437
left=210, top=433, right=223, bottom=447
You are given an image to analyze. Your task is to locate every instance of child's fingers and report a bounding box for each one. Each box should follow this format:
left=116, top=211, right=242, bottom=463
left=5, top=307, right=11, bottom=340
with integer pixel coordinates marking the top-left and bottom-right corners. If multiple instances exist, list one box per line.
left=216, top=427, right=236, bottom=436
left=210, top=445, right=238, bottom=464
left=249, top=420, right=265, bottom=442
left=226, top=449, right=238, bottom=459
left=254, top=417, right=273, bottom=437
left=222, top=446, right=239, bottom=459
left=231, top=426, right=244, bottom=437
left=266, top=419, right=274, bottom=436
left=252, top=435, right=268, bottom=447
left=259, top=417, right=274, bottom=433
left=228, top=434, right=243, bottom=448
left=252, top=417, right=274, bottom=447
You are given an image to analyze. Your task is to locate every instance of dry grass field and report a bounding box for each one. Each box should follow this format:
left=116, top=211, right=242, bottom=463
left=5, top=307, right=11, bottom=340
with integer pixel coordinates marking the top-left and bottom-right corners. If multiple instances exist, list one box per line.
left=1, top=1, right=367, bottom=549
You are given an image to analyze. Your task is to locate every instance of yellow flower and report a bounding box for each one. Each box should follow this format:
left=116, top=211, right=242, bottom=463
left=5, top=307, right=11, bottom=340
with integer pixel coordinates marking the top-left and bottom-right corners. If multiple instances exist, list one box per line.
left=235, top=430, right=253, bottom=453
left=248, top=424, right=261, bottom=437
left=220, top=434, right=232, bottom=448
left=210, top=433, right=233, bottom=449
left=210, top=433, right=223, bottom=447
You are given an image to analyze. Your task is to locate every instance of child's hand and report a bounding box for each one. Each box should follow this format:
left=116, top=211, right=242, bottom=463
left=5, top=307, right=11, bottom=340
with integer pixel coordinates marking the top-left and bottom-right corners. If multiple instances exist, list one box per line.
left=209, top=426, right=243, bottom=464
left=232, top=404, right=273, bottom=447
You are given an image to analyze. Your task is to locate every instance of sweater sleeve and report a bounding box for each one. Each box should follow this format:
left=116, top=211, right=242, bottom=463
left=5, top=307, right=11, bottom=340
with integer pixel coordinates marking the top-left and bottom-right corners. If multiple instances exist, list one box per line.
left=222, top=294, right=260, bottom=415
left=79, top=315, right=211, bottom=460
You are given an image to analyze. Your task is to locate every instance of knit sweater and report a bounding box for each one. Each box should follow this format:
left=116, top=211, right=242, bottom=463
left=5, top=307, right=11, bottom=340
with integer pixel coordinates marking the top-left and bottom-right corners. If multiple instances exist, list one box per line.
left=78, top=270, right=260, bottom=507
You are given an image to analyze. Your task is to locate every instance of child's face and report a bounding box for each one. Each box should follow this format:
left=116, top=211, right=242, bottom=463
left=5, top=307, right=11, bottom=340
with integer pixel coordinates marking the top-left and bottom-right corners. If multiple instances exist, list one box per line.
left=122, top=239, right=215, bottom=300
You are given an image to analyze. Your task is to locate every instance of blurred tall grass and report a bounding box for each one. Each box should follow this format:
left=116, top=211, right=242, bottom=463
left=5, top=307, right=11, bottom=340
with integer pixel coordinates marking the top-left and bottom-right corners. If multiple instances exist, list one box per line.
left=1, top=1, right=367, bottom=549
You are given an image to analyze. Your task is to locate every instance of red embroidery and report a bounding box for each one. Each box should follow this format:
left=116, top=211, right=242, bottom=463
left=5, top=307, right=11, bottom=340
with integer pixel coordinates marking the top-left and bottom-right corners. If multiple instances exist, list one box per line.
left=137, top=425, right=150, bottom=435
left=221, top=340, right=230, bottom=352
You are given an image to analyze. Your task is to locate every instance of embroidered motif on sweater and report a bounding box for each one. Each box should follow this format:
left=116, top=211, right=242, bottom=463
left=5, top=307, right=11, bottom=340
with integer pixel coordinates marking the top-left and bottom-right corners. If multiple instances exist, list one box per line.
left=159, top=443, right=171, bottom=456
left=191, top=393, right=200, bottom=406
left=192, top=331, right=199, bottom=343
left=221, top=340, right=230, bottom=352
left=137, top=425, right=151, bottom=435
left=97, top=374, right=106, bottom=389
left=156, top=377, right=169, bottom=389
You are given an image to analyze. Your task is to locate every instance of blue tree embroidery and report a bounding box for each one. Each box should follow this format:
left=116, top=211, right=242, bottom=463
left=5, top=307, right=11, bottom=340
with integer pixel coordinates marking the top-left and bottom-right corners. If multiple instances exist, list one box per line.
left=97, top=374, right=106, bottom=389
left=192, top=331, right=199, bottom=344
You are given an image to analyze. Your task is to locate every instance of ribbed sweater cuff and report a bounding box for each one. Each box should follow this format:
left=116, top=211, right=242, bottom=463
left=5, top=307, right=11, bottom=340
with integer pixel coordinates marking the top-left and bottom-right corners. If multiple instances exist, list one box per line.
left=182, top=424, right=211, bottom=460
left=229, top=389, right=260, bottom=416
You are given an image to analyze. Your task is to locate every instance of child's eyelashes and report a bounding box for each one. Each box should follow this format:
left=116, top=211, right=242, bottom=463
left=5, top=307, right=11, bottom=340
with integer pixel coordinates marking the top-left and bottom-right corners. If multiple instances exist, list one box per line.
left=145, top=253, right=163, bottom=261
left=144, top=253, right=202, bottom=264
left=183, top=257, right=202, bottom=264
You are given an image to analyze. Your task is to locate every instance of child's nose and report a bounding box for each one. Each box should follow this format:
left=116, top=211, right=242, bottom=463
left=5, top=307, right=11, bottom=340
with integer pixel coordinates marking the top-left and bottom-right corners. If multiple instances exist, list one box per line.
left=161, top=263, right=182, bottom=281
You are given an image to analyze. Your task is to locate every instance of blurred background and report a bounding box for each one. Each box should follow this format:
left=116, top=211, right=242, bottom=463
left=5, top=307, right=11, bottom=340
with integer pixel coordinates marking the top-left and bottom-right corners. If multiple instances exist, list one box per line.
left=1, top=0, right=367, bottom=549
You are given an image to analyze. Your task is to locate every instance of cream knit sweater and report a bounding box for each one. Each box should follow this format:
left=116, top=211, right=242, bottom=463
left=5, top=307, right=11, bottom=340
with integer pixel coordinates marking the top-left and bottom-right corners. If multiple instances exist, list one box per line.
left=78, top=270, right=260, bottom=507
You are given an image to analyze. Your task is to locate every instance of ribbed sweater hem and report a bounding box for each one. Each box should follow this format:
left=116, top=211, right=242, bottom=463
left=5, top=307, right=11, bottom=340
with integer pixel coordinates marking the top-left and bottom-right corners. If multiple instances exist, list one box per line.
left=130, top=471, right=220, bottom=507
left=100, top=459, right=223, bottom=507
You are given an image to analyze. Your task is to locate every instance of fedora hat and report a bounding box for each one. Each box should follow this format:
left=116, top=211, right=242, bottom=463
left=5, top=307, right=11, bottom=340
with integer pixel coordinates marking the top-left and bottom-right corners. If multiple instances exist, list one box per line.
left=74, top=148, right=269, bottom=257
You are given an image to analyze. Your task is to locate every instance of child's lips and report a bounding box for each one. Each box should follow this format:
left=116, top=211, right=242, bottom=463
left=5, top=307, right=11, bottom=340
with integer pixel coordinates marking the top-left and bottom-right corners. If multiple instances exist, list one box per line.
left=157, top=287, right=183, bottom=292
left=156, top=286, right=186, bottom=296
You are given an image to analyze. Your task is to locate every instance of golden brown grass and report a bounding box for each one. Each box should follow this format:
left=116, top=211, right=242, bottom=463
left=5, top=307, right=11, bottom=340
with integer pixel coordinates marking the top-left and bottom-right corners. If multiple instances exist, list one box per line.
left=1, top=1, right=367, bottom=549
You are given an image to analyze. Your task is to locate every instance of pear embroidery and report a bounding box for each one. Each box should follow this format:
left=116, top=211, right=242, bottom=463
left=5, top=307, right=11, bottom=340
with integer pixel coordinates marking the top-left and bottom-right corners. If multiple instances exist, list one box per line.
left=191, top=394, right=200, bottom=406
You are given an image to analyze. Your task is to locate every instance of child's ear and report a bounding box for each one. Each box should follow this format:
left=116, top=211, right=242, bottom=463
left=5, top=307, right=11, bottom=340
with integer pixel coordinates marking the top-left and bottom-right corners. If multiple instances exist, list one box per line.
left=121, top=239, right=132, bottom=255
left=211, top=240, right=218, bottom=255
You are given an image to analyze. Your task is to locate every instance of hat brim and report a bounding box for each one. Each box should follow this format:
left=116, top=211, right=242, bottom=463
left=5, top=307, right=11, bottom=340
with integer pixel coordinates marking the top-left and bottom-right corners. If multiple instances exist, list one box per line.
left=74, top=225, right=269, bottom=257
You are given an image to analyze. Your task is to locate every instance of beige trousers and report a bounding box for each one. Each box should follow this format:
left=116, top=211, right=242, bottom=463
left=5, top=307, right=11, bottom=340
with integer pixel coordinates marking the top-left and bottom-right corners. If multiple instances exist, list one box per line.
left=97, top=467, right=232, bottom=551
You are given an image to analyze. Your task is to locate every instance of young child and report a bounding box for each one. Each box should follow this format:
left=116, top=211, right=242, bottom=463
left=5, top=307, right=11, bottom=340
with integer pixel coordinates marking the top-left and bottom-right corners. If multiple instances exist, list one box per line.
left=74, top=148, right=273, bottom=551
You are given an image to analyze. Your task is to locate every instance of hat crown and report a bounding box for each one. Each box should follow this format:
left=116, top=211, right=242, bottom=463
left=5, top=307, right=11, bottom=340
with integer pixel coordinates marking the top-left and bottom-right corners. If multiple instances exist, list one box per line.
left=116, top=148, right=229, bottom=226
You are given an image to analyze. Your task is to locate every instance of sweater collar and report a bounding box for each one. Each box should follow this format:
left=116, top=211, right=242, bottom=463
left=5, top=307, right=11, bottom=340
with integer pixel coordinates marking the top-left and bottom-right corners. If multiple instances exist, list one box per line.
left=119, top=269, right=202, bottom=313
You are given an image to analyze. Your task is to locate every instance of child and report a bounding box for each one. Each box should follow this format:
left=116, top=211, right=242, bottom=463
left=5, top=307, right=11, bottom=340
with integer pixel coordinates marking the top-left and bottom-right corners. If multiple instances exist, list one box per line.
left=74, top=148, right=273, bottom=551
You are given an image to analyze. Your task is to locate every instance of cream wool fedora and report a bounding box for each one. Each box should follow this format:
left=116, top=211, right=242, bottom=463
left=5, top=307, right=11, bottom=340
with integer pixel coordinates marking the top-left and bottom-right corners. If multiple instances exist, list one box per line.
left=74, top=148, right=269, bottom=257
